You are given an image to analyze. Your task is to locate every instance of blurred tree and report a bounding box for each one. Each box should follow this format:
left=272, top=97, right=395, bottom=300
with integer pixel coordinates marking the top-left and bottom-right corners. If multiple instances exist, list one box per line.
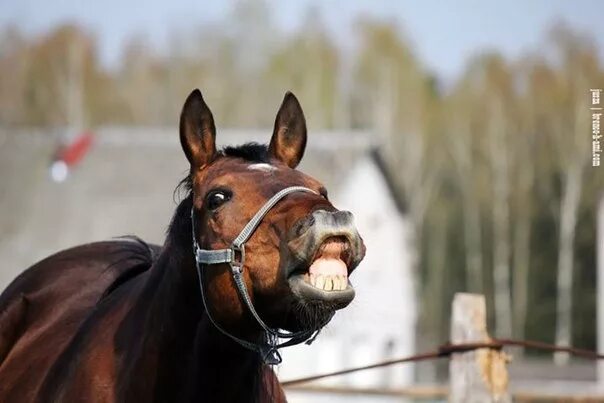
left=545, top=24, right=600, bottom=364
left=264, top=8, right=339, bottom=129
left=23, top=25, right=101, bottom=127
left=445, top=54, right=516, bottom=338
left=509, top=56, right=539, bottom=344
left=446, top=68, right=488, bottom=295
left=353, top=18, right=439, bottom=238
left=118, top=36, right=167, bottom=124
left=0, top=26, right=30, bottom=125
left=351, top=19, right=448, bottom=361
left=484, top=56, right=515, bottom=340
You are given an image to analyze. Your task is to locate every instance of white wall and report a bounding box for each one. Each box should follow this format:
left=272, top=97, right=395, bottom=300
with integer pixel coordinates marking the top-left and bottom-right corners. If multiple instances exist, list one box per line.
left=280, top=155, right=417, bottom=402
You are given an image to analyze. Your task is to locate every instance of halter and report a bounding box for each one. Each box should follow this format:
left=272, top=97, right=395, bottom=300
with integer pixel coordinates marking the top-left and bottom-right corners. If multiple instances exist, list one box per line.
left=191, top=186, right=332, bottom=365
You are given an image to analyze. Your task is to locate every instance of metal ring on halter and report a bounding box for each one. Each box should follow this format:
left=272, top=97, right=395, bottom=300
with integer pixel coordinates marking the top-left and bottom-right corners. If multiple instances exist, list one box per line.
left=191, top=186, right=331, bottom=365
left=229, top=244, right=244, bottom=274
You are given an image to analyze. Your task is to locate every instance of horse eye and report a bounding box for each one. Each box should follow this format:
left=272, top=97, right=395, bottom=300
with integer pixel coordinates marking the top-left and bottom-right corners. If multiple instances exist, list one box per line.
left=206, top=190, right=231, bottom=211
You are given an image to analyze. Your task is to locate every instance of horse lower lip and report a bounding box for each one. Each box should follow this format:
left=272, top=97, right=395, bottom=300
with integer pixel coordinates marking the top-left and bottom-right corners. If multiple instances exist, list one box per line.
left=288, top=274, right=355, bottom=307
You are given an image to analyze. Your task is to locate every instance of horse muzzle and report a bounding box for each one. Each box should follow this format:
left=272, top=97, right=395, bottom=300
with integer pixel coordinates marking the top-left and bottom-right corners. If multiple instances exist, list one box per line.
left=286, top=209, right=365, bottom=308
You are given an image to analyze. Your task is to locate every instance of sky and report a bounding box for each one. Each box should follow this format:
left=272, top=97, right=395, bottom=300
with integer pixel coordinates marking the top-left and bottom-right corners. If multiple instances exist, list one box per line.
left=1, top=0, right=603, bottom=82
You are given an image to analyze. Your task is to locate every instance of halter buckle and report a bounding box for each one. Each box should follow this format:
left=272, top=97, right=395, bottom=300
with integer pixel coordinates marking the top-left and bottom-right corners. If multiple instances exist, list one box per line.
left=229, top=244, right=245, bottom=273
left=261, top=344, right=283, bottom=365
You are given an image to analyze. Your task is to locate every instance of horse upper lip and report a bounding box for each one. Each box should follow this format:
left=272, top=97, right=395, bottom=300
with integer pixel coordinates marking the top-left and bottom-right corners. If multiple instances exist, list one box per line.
left=288, top=236, right=353, bottom=277
left=309, top=236, right=352, bottom=269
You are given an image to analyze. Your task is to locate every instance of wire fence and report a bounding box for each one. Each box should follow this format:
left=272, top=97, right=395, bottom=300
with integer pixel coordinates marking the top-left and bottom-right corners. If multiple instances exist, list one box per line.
left=281, top=338, right=604, bottom=386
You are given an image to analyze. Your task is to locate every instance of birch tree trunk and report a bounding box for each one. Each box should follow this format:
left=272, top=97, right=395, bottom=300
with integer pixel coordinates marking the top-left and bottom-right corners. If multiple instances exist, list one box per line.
left=450, top=124, right=484, bottom=293
left=512, top=138, right=534, bottom=344
left=553, top=88, right=589, bottom=364
left=554, top=161, right=583, bottom=365
left=489, top=100, right=512, bottom=338
left=465, top=192, right=484, bottom=293
left=512, top=202, right=531, bottom=340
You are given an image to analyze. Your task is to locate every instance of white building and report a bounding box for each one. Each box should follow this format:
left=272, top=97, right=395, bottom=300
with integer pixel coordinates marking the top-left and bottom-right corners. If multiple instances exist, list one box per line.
left=280, top=151, right=417, bottom=402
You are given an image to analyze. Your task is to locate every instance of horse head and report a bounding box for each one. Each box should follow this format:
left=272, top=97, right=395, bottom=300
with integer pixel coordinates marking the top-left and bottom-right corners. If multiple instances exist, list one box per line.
left=180, top=89, right=366, bottom=352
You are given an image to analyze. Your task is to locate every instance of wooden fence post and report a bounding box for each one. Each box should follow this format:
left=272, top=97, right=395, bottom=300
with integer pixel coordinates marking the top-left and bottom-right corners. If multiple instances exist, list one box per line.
left=449, top=293, right=511, bottom=402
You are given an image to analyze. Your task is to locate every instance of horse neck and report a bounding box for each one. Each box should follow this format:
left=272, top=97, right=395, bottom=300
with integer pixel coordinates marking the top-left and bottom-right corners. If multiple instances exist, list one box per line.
left=192, top=317, right=283, bottom=403
left=119, top=196, right=278, bottom=402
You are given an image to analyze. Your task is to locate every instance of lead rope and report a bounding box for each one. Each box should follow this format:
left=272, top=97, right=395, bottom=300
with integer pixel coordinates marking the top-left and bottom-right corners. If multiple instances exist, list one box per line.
left=191, top=186, right=331, bottom=365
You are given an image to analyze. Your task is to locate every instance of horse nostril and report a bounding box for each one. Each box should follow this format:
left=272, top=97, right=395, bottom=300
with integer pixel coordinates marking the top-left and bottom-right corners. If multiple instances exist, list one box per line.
left=293, top=215, right=315, bottom=238
left=333, top=210, right=354, bottom=226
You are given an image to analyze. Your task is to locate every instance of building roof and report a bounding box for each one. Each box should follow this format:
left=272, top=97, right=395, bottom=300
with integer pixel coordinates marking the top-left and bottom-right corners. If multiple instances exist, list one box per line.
left=0, top=127, right=383, bottom=287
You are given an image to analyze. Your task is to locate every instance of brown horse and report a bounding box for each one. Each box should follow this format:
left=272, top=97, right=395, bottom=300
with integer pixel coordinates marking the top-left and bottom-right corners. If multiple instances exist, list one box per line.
left=0, top=90, right=365, bottom=402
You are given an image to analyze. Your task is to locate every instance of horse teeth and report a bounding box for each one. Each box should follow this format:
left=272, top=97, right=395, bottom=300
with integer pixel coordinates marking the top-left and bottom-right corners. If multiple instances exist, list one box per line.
left=340, top=276, right=347, bottom=290
left=310, top=274, right=347, bottom=291
left=333, top=276, right=341, bottom=291
left=315, top=275, right=325, bottom=290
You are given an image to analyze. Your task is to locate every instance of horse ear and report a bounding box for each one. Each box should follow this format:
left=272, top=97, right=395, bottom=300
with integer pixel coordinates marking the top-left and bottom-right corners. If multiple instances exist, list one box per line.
left=179, top=89, right=217, bottom=169
left=269, top=91, right=307, bottom=168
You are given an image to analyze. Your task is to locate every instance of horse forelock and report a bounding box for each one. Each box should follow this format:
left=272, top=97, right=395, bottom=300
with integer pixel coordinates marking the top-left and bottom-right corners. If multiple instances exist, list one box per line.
left=174, top=142, right=273, bottom=201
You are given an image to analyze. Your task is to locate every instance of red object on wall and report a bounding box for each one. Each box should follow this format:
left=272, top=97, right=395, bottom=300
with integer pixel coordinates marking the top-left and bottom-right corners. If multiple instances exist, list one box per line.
left=58, top=131, right=94, bottom=167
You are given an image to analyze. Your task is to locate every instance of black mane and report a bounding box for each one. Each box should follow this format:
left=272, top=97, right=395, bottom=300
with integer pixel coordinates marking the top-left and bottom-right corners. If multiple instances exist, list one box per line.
left=221, top=142, right=269, bottom=163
